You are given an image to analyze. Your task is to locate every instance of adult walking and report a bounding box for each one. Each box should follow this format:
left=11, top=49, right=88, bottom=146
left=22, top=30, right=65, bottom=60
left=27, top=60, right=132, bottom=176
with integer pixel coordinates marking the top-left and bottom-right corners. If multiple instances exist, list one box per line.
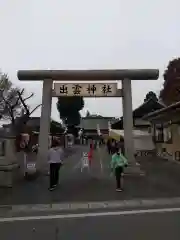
left=107, top=139, right=112, bottom=154
left=110, top=148, right=128, bottom=192
left=111, top=139, right=116, bottom=154
left=48, top=138, right=64, bottom=191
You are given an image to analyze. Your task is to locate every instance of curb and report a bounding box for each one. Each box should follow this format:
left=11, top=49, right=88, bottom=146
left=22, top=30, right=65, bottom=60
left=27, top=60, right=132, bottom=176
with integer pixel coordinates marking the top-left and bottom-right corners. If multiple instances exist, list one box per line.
left=1, top=197, right=180, bottom=215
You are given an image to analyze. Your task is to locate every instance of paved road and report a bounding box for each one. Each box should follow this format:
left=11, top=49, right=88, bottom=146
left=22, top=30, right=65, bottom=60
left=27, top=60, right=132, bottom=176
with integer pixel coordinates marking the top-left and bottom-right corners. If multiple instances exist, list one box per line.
left=1, top=208, right=180, bottom=239
left=1, top=145, right=180, bottom=205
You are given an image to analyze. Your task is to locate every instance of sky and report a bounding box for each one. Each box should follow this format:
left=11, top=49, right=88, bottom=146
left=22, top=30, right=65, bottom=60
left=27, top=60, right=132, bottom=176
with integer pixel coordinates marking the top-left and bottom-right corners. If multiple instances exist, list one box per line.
left=0, top=0, right=180, bottom=122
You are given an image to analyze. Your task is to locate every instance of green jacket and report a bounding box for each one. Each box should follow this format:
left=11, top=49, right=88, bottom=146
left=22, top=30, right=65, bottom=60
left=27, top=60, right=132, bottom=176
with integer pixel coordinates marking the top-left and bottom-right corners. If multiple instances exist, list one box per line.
left=110, top=153, right=128, bottom=171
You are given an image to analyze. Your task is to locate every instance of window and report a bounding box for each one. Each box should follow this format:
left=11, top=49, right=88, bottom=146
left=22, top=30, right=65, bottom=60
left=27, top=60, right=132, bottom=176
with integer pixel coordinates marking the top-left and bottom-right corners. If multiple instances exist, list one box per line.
left=153, top=123, right=172, bottom=143
left=163, top=127, right=172, bottom=143
left=154, top=125, right=164, bottom=142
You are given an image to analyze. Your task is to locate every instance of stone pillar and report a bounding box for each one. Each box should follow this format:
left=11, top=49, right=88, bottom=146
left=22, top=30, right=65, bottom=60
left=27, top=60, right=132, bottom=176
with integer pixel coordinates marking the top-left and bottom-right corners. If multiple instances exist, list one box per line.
left=5, top=137, right=17, bottom=164
left=122, top=79, right=135, bottom=164
left=0, top=136, right=20, bottom=187
left=37, top=80, right=53, bottom=171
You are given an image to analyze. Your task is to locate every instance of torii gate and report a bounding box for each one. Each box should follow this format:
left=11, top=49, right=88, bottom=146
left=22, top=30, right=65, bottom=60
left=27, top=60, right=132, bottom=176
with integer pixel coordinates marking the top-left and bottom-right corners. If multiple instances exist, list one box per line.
left=17, top=69, right=159, bottom=172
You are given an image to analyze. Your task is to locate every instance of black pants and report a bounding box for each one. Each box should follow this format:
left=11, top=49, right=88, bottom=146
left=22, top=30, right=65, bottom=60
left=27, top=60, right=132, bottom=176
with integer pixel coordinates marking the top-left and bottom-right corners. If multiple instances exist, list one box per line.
left=107, top=147, right=111, bottom=154
left=111, top=147, right=116, bottom=155
left=115, top=166, right=123, bottom=189
left=50, top=163, right=61, bottom=188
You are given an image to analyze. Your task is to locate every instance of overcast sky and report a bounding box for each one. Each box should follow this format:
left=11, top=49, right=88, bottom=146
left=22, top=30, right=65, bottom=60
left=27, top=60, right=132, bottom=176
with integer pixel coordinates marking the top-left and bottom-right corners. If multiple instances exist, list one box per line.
left=0, top=0, right=180, bottom=122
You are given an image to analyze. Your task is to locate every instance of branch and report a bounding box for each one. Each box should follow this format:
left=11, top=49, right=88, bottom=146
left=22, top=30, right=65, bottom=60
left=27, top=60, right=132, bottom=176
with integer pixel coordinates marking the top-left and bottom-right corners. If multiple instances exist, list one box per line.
left=23, top=93, right=34, bottom=102
left=29, top=104, right=42, bottom=115
left=9, top=107, right=15, bottom=124
left=11, top=94, right=21, bottom=109
left=17, top=90, right=30, bottom=114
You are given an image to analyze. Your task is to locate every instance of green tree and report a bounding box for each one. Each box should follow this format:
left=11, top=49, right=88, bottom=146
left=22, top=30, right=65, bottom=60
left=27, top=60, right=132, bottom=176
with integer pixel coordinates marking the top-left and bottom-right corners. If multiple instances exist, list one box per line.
left=50, top=120, right=64, bottom=135
left=56, top=96, right=84, bottom=127
left=160, top=58, right=180, bottom=104
left=144, top=91, right=158, bottom=102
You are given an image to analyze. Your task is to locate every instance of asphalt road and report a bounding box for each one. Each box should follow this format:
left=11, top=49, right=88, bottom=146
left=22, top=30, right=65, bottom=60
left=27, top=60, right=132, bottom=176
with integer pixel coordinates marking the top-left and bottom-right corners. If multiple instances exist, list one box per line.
left=1, top=209, right=180, bottom=239
left=2, top=145, right=180, bottom=205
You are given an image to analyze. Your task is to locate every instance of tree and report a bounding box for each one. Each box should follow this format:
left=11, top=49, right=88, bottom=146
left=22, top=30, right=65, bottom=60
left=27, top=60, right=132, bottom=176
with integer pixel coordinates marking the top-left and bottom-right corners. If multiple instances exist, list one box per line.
left=160, top=58, right=180, bottom=104
left=0, top=73, right=21, bottom=122
left=144, top=91, right=158, bottom=102
left=57, top=96, right=84, bottom=127
left=0, top=72, right=41, bottom=134
left=50, top=120, right=64, bottom=135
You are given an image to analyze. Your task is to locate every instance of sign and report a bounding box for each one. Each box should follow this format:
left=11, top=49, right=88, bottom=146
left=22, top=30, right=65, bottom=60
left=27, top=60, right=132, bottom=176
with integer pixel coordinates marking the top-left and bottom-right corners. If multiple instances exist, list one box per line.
left=27, top=163, right=36, bottom=170
left=82, top=152, right=89, bottom=167
left=53, top=83, right=121, bottom=97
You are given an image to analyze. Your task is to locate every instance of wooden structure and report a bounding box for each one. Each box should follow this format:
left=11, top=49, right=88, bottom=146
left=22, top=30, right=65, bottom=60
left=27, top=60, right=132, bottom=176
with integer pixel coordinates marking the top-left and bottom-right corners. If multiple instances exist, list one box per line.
left=143, top=101, right=180, bottom=161
left=80, top=116, right=116, bottom=139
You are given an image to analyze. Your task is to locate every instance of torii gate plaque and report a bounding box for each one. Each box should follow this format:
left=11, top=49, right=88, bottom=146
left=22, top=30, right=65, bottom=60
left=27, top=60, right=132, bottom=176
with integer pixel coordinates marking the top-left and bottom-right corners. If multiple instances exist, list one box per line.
left=18, top=69, right=159, bottom=173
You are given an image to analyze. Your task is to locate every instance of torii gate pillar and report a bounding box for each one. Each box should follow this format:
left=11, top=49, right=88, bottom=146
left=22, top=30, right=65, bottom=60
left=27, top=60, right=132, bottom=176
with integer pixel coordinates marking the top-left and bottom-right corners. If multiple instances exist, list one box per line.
left=122, top=79, right=135, bottom=164
left=37, top=80, right=53, bottom=170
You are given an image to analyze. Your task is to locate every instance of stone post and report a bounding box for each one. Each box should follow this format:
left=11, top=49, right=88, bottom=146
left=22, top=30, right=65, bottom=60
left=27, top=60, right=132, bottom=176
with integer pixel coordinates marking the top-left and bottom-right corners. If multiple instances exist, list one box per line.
left=122, top=79, right=142, bottom=174
left=37, top=80, right=53, bottom=172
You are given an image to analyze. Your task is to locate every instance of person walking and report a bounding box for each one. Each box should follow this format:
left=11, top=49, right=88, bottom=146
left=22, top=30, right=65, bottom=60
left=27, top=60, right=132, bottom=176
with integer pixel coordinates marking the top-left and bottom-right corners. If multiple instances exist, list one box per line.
left=110, top=148, right=128, bottom=192
left=48, top=139, right=64, bottom=191
left=111, top=140, right=117, bottom=154
left=88, top=145, right=93, bottom=167
left=107, top=139, right=112, bottom=154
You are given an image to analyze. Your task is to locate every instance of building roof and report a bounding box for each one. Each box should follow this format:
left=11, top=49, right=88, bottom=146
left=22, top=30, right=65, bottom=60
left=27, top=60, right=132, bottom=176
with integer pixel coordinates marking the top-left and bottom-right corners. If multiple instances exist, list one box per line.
left=112, top=98, right=165, bottom=129
left=133, top=98, right=165, bottom=118
left=143, top=101, right=180, bottom=121
left=3, top=117, right=62, bottom=128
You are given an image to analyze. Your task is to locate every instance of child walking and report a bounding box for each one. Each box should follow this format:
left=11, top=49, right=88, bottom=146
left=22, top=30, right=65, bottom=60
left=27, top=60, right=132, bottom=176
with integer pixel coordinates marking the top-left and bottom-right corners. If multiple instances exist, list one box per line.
left=110, top=148, right=128, bottom=192
left=88, top=142, right=93, bottom=166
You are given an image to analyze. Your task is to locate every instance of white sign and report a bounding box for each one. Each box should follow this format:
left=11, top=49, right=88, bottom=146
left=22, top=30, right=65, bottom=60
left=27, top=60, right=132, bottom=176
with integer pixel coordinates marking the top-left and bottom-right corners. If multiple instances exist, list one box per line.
left=82, top=152, right=89, bottom=168
left=27, top=163, right=36, bottom=170
left=53, top=83, right=121, bottom=97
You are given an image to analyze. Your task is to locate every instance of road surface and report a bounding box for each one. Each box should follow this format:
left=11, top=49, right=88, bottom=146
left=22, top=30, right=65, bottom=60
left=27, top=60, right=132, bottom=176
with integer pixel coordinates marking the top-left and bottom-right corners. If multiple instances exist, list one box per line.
left=1, top=145, right=180, bottom=205
left=1, top=207, right=180, bottom=239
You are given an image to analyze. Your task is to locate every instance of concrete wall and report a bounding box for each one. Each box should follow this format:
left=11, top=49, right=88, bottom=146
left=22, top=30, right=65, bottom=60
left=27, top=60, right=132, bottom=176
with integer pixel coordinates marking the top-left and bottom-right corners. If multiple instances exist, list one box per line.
left=134, top=136, right=155, bottom=150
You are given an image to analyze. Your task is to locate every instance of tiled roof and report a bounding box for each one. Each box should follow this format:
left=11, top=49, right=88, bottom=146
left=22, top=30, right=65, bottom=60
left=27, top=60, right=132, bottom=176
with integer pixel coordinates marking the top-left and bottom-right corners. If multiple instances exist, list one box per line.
left=143, top=101, right=180, bottom=120
left=112, top=98, right=165, bottom=129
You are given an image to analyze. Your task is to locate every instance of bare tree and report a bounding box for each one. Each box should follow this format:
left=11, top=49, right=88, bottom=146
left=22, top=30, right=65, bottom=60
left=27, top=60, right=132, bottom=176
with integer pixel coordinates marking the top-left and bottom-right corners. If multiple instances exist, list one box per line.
left=0, top=72, right=41, bottom=134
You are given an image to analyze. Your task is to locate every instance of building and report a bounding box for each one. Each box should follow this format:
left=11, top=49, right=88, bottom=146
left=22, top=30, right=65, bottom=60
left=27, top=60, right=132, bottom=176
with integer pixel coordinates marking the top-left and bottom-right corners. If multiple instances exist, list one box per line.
left=143, top=101, right=180, bottom=161
left=112, top=97, right=164, bottom=131
left=3, top=117, right=64, bottom=134
left=110, top=96, right=165, bottom=151
left=143, top=59, right=180, bottom=161
left=79, top=115, right=116, bottom=139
